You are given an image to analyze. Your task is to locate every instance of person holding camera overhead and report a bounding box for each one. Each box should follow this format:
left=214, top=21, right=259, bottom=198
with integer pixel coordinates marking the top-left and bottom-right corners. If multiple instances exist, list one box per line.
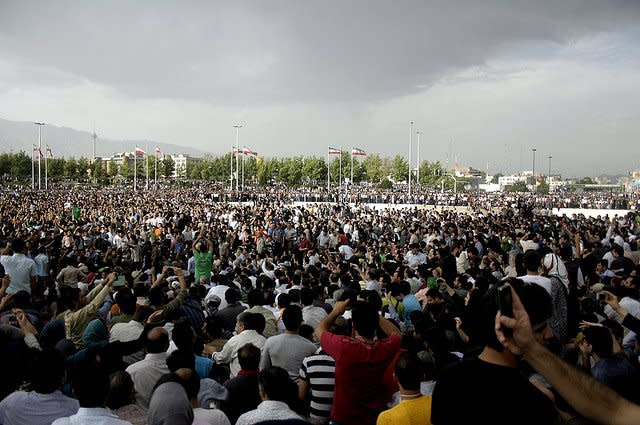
left=431, top=278, right=559, bottom=425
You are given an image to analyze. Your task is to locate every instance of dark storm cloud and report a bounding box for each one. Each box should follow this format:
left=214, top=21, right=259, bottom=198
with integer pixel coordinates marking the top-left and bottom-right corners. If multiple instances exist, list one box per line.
left=1, top=0, right=639, bottom=104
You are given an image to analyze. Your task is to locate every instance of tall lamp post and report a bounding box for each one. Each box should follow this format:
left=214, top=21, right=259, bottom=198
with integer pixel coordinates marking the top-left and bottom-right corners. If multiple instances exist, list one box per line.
left=416, top=130, right=422, bottom=186
left=34, top=122, right=45, bottom=190
left=531, top=148, right=537, bottom=192
left=408, top=121, right=414, bottom=199
left=233, top=124, right=243, bottom=193
left=547, top=155, right=552, bottom=187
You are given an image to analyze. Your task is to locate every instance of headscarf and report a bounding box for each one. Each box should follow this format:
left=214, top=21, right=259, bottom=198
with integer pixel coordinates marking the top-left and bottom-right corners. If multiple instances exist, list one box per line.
left=82, top=319, right=108, bottom=349
left=148, top=381, right=194, bottom=425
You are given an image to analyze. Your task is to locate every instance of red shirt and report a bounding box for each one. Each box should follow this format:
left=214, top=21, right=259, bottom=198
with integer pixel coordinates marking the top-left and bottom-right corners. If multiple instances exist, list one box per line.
left=321, top=332, right=401, bottom=425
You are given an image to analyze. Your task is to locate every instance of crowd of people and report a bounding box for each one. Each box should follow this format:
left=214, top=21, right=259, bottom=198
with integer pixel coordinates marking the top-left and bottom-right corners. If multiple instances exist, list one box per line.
left=0, top=186, right=639, bottom=425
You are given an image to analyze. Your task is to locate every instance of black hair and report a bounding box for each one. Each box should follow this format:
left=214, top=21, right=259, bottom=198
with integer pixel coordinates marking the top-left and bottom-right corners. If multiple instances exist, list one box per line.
left=583, top=326, right=614, bottom=359
left=106, top=370, right=134, bottom=409
left=282, top=304, right=303, bottom=331
left=351, top=300, right=378, bottom=339
left=29, top=349, right=65, bottom=394
left=225, top=287, right=242, bottom=304
left=394, top=351, right=423, bottom=391
left=259, top=366, right=294, bottom=402
left=238, top=343, right=261, bottom=371
left=115, top=288, right=137, bottom=315
left=300, top=287, right=314, bottom=306
left=523, top=250, right=542, bottom=273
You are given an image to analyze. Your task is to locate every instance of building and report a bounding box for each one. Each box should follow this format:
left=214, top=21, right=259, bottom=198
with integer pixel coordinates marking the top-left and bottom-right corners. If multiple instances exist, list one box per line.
left=498, top=174, right=527, bottom=191
left=170, top=154, right=202, bottom=178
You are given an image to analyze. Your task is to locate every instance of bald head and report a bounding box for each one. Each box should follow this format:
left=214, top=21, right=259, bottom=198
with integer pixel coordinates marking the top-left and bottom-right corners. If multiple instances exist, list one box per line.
left=146, top=327, right=169, bottom=353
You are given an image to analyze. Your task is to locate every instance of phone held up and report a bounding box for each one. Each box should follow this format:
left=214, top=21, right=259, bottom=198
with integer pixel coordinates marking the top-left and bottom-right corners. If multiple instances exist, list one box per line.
left=497, top=284, right=513, bottom=318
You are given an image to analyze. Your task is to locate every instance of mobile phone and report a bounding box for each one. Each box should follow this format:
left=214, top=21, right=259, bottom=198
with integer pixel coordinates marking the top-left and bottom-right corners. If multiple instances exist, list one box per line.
left=497, top=284, right=513, bottom=318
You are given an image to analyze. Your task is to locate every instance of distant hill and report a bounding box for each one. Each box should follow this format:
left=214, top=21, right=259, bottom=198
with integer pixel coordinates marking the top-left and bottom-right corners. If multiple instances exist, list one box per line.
left=0, top=117, right=208, bottom=158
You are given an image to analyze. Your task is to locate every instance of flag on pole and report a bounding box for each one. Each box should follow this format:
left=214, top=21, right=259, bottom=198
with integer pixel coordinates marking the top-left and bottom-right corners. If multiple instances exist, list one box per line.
left=243, top=147, right=258, bottom=157
left=328, top=147, right=341, bottom=156
left=135, top=147, right=146, bottom=157
left=351, top=148, right=367, bottom=156
left=232, top=147, right=241, bottom=157
left=33, top=145, right=43, bottom=157
left=155, top=146, right=162, bottom=154
left=46, top=145, right=53, bottom=158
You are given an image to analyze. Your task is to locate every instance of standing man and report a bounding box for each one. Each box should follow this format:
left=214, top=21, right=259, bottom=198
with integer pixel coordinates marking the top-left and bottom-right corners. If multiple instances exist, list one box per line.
left=315, top=300, right=401, bottom=425
left=0, top=238, right=37, bottom=297
left=193, top=234, right=214, bottom=285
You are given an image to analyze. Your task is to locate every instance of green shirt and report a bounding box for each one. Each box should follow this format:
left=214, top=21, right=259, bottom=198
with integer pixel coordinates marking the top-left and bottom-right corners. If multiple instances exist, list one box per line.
left=194, top=250, right=213, bottom=281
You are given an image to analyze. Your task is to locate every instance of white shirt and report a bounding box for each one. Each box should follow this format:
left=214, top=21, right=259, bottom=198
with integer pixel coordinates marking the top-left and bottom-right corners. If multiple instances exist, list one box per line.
left=518, top=274, right=552, bottom=295
left=193, top=407, right=231, bottom=425
left=125, top=353, right=170, bottom=409
left=213, top=330, right=266, bottom=377
left=338, top=245, right=353, bottom=260
left=0, top=253, right=36, bottom=294
left=52, top=407, right=132, bottom=425
left=236, top=400, right=304, bottom=425
left=302, top=305, right=328, bottom=331
left=34, top=253, right=49, bottom=277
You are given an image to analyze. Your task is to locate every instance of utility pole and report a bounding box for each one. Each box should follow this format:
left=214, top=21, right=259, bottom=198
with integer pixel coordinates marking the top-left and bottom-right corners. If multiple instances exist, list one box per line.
left=408, top=121, right=414, bottom=199
left=233, top=125, right=243, bottom=194
left=34, top=122, right=45, bottom=190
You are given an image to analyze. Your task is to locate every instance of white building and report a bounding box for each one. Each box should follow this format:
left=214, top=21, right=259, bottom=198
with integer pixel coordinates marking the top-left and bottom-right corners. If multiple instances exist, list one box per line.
left=170, top=154, right=201, bottom=178
left=498, top=174, right=527, bottom=191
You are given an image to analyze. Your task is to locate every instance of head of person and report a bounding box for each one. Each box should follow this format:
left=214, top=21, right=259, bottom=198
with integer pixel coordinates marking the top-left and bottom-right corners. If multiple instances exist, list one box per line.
left=258, top=366, right=294, bottom=403
left=105, top=370, right=135, bottom=410
left=582, top=326, right=614, bottom=360
left=299, top=287, right=315, bottom=307
left=351, top=300, right=379, bottom=340
left=236, top=312, right=266, bottom=335
left=29, top=349, right=66, bottom=394
left=172, top=317, right=196, bottom=353
left=394, top=351, right=424, bottom=392
left=224, top=287, right=242, bottom=306
left=148, top=380, right=194, bottom=425
left=146, top=327, right=170, bottom=354
left=10, top=238, right=26, bottom=253
left=425, top=288, right=444, bottom=306
left=238, top=343, right=261, bottom=372
left=282, top=304, right=303, bottom=332
left=523, top=249, right=542, bottom=274
left=72, top=358, right=110, bottom=408
left=114, top=288, right=137, bottom=316
left=481, top=278, right=553, bottom=355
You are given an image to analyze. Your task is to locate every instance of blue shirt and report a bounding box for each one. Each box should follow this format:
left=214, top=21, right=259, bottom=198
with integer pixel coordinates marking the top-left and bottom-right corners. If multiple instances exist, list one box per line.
left=0, top=390, right=79, bottom=425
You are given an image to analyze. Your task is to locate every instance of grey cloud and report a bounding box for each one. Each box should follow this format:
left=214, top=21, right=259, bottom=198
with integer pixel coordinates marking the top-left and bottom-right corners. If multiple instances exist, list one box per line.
left=1, top=0, right=639, bottom=104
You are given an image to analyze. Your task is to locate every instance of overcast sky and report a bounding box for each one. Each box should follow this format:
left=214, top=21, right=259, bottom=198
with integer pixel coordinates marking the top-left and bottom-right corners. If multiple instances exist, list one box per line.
left=1, top=0, right=639, bottom=177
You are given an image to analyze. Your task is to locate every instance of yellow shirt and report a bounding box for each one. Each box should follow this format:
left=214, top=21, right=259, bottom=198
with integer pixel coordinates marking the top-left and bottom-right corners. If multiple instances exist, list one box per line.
left=377, top=395, right=432, bottom=425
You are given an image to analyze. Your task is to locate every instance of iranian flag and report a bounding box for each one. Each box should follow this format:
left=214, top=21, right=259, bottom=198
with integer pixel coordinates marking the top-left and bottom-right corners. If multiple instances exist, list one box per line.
left=351, top=148, right=367, bottom=156
left=243, top=147, right=258, bottom=157
left=328, top=147, right=341, bottom=156
left=135, top=147, right=146, bottom=157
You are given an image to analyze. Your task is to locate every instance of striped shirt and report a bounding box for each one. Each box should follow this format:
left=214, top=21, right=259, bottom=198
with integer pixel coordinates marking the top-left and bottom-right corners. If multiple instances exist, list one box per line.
left=299, top=349, right=335, bottom=424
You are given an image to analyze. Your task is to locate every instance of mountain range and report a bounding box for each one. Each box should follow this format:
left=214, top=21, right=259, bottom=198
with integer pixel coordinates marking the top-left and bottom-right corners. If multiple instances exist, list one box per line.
left=0, top=117, right=207, bottom=158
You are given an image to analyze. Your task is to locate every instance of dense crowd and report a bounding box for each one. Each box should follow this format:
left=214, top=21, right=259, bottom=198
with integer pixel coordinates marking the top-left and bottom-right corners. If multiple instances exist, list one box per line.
left=1, top=187, right=640, bottom=425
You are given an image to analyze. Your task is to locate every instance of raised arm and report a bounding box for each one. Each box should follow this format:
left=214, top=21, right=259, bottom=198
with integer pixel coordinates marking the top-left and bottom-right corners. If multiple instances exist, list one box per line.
left=496, top=286, right=640, bottom=425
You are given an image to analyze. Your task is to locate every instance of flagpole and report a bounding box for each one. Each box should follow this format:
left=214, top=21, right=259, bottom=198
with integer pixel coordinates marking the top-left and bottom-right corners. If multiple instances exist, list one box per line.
left=339, top=147, right=342, bottom=194
left=145, top=144, right=149, bottom=190
left=350, top=148, right=354, bottom=194
left=154, top=149, right=158, bottom=189
left=31, top=145, right=35, bottom=190
left=45, top=146, right=48, bottom=190
left=327, top=148, right=330, bottom=192
left=133, top=149, right=137, bottom=192
left=229, top=147, right=233, bottom=191
left=242, top=150, right=245, bottom=192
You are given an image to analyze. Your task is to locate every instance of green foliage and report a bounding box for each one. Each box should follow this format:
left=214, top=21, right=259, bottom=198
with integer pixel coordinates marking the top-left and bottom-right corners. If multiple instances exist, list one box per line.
left=378, top=178, right=393, bottom=189
left=505, top=180, right=529, bottom=192
left=391, top=155, right=409, bottom=182
left=491, top=173, right=504, bottom=184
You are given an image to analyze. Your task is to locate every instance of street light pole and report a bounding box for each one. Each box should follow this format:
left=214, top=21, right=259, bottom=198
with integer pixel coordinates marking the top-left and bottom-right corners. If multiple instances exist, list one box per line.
left=416, top=131, right=422, bottom=186
left=408, top=121, right=414, bottom=199
left=531, top=148, right=537, bottom=192
left=34, top=122, right=45, bottom=190
left=233, top=124, right=243, bottom=194
left=547, top=155, right=552, bottom=186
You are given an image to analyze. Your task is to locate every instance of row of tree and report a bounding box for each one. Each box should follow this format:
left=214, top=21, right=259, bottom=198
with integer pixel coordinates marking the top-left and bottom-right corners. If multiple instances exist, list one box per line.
left=1, top=150, right=462, bottom=188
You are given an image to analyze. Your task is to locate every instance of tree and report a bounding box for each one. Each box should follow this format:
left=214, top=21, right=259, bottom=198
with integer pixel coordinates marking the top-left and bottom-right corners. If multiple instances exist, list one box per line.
left=64, top=157, right=79, bottom=180
left=9, top=152, right=31, bottom=180
left=301, top=157, right=326, bottom=185
left=492, top=173, right=504, bottom=184
left=362, top=154, right=383, bottom=183
left=378, top=178, right=393, bottom=189
left=578, top=177, right=595, bottom=185
left=391, top=155, right=409, bottom=182
left=505, top=180, right=528, bottom=192
left=161, top=156, right=175, bottom=179
left=537, top=181, right=549, bottom=194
